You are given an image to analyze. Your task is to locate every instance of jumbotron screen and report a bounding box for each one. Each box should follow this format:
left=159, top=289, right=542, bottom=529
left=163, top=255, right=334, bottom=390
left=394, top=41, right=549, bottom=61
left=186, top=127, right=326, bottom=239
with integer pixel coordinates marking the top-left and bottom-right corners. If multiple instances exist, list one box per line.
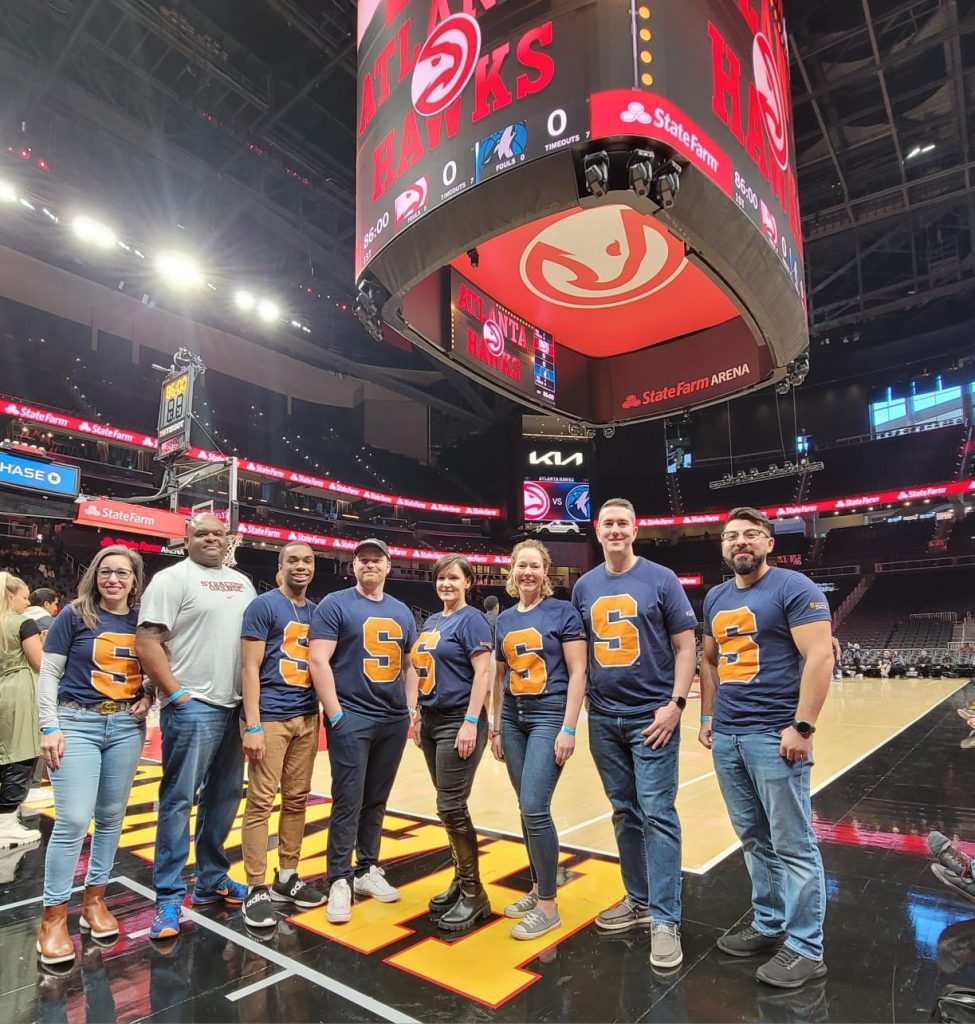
left=522, top=438, right=590, bottom=523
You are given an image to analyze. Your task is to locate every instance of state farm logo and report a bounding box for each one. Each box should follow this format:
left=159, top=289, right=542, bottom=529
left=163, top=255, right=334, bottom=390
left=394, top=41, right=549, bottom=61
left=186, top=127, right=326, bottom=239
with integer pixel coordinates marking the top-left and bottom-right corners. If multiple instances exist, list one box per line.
left=482, top=320, right=505, bottom=358
left=85, top=504, right=101, bottom=517
left=394, top=177, right=429, bottom=226
left=411, top=14, right=481, bottom=118
left=523, top=482, right=550, bottom=521
left=753, top=32, right=789, bottom=172
left=519, top=206, right=686, bottom=309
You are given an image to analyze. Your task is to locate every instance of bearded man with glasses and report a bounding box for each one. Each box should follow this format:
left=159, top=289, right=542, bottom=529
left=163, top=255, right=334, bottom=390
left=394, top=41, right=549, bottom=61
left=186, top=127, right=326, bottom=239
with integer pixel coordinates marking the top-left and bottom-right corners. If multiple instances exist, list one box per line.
left=699, top=507, right=834, bottom=989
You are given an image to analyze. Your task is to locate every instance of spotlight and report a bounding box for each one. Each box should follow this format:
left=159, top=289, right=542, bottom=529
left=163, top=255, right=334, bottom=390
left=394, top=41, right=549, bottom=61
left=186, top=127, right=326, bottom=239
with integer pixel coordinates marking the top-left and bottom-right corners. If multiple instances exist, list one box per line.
left=653, top=159, right=683, bottom=209
left=71, top=215, right=116, bottom=249
left=257, top=298, right=279, bottom=323
left=234, top=290, right=256, bottom=311
left=583, top=151, right=610, bottom=198
left=156, top=251, right=203, bottom=288
left=627, top=149, right=656, bottom=198
left=467, top=247, right=480, bottom=270
left=776, top=380, right=791, bottom=395
left=602, top=425, right=616, bottom=439
left=0, top=182, right=16, bottom=203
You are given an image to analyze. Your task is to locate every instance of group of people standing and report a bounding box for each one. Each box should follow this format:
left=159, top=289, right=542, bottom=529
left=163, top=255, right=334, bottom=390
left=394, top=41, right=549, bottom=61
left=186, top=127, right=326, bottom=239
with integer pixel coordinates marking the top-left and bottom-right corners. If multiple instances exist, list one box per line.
left=5, top=496, right=835, bottom=992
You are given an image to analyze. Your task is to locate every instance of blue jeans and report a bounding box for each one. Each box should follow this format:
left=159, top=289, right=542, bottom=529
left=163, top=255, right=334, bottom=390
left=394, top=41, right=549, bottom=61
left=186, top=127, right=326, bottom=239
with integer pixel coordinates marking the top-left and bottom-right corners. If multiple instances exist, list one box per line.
left=711, top=731, right=826, bottom=960
left=154, top=698, right=243, bottom=906
left=500, top=692, right=566, bottom=900
left=588, top=711, right=682, bottom=925
left=325, top=708, right=409, bottom=885
left=43, top=706, right=145, bottom=905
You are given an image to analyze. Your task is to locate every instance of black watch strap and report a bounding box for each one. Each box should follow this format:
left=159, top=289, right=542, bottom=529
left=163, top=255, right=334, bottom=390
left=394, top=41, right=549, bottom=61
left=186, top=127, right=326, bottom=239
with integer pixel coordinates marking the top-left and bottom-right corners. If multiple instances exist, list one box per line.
left=671, top=696, right=687, bottom=711
left=793, top=719, right=816, bottom=737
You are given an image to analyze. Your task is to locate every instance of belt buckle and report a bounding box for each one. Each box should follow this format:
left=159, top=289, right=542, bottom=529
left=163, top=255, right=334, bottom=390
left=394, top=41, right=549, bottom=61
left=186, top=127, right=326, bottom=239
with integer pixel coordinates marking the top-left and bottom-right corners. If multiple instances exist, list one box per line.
left=97, top=700, right=122, bottom=715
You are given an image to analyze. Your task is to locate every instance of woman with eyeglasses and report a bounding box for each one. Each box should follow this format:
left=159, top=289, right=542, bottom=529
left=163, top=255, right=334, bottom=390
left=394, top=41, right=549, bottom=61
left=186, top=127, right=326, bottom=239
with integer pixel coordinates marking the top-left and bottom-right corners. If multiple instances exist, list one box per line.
left=35, top=546, right=152, bottom=966
left=0, top=571, right=44, bottom=849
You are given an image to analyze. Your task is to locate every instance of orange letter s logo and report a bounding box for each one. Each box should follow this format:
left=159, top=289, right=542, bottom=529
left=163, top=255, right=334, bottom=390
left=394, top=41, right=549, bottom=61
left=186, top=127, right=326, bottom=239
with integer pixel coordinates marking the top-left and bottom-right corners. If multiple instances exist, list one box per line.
left=363, top=617, right=405, bottom=684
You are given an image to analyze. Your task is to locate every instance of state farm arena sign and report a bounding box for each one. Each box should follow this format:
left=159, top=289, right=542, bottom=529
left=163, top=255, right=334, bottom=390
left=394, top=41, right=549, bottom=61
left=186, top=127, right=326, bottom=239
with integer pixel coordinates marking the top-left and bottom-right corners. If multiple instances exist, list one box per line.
left=355, top=0, right=806, bottom=426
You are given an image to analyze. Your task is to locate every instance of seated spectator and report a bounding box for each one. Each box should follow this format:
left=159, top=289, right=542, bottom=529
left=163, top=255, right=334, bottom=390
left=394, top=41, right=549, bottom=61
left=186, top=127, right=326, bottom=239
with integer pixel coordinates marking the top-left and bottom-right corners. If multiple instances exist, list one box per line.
left=25, top=589, right=60, bottom=635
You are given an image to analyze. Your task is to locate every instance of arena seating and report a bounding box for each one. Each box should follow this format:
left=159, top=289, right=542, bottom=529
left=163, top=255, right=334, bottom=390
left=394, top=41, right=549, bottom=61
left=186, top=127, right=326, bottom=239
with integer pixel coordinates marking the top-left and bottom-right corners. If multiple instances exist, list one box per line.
left=819, top=519, right=936, bottom=567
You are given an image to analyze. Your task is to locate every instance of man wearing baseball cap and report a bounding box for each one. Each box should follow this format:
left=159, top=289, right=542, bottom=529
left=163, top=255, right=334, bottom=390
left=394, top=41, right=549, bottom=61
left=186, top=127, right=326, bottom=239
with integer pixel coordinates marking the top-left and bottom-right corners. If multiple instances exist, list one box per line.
left=309, top=539, right=419, bottom=924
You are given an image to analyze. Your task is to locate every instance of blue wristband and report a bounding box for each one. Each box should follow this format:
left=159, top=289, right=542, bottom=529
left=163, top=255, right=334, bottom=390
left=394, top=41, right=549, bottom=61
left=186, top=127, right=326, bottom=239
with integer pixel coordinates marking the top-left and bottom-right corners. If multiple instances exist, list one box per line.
left=329, top=710, right=344, bottom=726
left=40, top=726, right=59, bottom=735
left=245, top=725, right=263, bottom=734
left=463, top=714, right=478, bottom=725
left=561, top=726, right=576, bottom=736
left=169, top=688, right=187, bottom=703
left=701, top=715, right=714, bottom=724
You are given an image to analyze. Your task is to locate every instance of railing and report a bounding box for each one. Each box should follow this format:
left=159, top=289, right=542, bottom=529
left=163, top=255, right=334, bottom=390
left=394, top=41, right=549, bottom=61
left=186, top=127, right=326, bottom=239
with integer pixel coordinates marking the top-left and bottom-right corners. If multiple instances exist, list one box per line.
left=910, top=611, right=958, bottom=622
left=809, top=565, right=861, bottom=578
left=875, top=554, right=975, bottom=573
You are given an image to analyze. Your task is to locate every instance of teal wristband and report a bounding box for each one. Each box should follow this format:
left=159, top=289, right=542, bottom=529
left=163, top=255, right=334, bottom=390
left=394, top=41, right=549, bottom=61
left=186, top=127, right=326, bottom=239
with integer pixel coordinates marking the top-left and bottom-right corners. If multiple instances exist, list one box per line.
left=330, top=710, right=344, bottom=726
left=464, top=714, right=478, bottom=725
left=169, top=688, right=187, bottom=703
left=40, top=726, right=59, bottom=735
left=701, top=715, right=714, bottom=724
left=561, top=726, right=576, bottom=736
left=245, top=725, right=263, bottom=735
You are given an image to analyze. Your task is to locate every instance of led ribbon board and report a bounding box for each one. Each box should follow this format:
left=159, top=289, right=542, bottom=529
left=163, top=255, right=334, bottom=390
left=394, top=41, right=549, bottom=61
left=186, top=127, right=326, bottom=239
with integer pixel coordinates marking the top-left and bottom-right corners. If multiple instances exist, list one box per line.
left=355, top=0, right=806, bottom=425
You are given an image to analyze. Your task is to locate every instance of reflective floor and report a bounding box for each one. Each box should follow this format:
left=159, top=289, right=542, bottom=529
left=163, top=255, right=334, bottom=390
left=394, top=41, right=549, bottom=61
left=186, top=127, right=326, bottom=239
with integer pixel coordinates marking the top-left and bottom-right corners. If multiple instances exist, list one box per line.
left=4, top=682, right=975, bottom=1023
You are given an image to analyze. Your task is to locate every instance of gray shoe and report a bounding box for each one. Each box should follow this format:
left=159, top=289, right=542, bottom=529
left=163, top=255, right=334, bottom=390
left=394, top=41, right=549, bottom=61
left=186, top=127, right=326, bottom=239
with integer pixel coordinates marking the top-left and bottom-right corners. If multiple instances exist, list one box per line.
left=650, top=921, right=683, bottom=969
left=510, top=908, right=561, bottom=940
left=595, top=895, right=652, bottom=932
left=504, top=892, right=539, bottom=919
left=717, top=923, right=785, bottom=957
left=755, top=947, right=827, bottom=988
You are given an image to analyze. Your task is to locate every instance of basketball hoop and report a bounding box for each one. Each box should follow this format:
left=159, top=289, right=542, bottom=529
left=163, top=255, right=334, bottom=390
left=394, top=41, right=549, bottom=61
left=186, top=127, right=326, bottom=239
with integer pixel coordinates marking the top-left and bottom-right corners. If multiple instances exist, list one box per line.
left=224, top=533, right=244, bottom=568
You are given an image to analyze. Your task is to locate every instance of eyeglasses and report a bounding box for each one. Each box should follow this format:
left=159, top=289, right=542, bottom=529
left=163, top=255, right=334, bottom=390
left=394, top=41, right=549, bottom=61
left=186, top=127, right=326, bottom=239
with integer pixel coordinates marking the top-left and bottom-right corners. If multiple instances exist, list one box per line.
left=720, top=529, right=769, bottom=543
left=97, top=568, right=133, bottom=580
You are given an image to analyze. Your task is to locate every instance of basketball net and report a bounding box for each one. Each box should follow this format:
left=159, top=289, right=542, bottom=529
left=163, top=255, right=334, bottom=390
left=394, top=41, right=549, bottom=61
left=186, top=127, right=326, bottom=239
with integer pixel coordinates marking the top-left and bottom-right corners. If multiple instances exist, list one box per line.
left=224, top=533, right=243, bottom=568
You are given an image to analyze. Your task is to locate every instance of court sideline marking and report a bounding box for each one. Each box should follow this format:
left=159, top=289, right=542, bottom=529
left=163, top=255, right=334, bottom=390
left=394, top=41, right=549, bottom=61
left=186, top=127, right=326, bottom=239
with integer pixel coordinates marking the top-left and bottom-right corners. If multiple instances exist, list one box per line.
left=115, top=875, right=420, bottom=1024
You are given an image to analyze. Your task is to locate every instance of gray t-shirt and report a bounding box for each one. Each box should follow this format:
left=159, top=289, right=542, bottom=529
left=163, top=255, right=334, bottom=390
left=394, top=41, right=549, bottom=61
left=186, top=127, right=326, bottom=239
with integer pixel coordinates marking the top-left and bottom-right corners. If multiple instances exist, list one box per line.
left=139, top=558, right=256, bottom=707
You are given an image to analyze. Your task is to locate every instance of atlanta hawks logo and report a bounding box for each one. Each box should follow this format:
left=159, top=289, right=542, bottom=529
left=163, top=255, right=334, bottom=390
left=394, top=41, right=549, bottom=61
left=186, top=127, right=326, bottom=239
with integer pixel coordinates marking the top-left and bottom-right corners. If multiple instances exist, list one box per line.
left=523, top=482, right=550, bottom=521
left=483, top=319, right=505, bottom=358
left=411, top=14, right=481, bottom=118
left=753, top=32, right=789, bottom=172
left=519, top=206, right=687, bottom=309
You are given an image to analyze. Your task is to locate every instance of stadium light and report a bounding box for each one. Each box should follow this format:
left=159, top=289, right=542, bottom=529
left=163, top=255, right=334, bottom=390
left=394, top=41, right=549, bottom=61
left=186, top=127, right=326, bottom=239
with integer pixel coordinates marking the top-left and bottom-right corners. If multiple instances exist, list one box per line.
left=257, top=298, right=279, bottom=323
left=234, top=289, right=256, bottom=312
left=71, top=215, right=117, bottom=249
left=0, top=183, right=15, bottom=203
left=156, top=250, right=203, bottom=288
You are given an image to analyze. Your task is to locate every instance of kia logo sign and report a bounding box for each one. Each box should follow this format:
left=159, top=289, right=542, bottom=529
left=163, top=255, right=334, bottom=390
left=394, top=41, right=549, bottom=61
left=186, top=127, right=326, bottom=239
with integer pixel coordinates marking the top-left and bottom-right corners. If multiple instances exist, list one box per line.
left=523, top=482, right=550, bottom=521
left=753, top=32, right=789, bottom=172
left=529, top=451, right=584, bottom=468
left=520, top=206, right=686, bottom=309
left=411, top=14, right=481, bottom=118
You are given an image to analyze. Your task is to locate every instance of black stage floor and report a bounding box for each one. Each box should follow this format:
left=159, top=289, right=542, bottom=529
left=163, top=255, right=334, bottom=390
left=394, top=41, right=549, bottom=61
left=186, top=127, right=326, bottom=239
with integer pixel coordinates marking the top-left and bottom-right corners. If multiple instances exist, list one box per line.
left=4, top=686, right=975, bottom=1023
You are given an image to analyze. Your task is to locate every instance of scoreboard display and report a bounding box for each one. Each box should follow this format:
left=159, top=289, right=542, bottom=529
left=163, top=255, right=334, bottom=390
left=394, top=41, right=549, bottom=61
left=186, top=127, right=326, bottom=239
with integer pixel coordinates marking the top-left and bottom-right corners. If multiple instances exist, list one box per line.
left=156, top=367, right=195, bottom=459
left=522, top=439, right=590, bottom=524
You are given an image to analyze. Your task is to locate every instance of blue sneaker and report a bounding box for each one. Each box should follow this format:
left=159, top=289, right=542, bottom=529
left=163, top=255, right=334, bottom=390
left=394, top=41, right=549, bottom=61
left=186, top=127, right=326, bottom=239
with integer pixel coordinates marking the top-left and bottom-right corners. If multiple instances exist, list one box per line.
left=192, top=876, right=247, bottom=907
left=149, top=904, right=182, bottom=940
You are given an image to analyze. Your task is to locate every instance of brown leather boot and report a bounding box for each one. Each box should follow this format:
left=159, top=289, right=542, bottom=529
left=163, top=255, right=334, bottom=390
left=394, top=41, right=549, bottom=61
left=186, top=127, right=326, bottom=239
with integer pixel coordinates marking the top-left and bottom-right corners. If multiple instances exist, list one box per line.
left=36, top=904, right=75, bottom=965
left=79, top=886, right=119, bottom=939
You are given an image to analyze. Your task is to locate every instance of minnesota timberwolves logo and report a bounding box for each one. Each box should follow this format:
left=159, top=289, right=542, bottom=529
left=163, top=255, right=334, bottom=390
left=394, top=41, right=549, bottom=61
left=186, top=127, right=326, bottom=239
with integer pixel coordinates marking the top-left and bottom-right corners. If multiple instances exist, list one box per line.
left=476, top=122, right=528, bottom=183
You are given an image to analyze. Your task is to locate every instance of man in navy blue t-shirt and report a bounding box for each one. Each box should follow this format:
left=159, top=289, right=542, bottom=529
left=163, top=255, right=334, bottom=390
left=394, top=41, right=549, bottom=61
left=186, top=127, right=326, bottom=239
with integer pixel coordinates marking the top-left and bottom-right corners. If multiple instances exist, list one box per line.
left=239, top=542, right=325, bottom=929
left=309, top=539, right=418, bottom=925
left=572, top=498, right=697, bottom=970
left=700, top=507, right=833, bottom=989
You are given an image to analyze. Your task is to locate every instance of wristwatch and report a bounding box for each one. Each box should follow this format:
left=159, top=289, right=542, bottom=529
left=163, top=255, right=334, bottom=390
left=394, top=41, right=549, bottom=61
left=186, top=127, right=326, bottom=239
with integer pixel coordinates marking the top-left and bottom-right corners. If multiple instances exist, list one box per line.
left=793, top=719, right=816, bottom=737
left=669, top=696, right=687, bottom=711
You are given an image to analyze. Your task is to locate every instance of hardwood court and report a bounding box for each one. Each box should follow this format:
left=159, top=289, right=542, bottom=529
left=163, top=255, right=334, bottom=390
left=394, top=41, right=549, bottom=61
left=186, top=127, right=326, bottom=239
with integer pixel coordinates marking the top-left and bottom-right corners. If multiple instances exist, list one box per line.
left=312, top=676, right=969, bottom=873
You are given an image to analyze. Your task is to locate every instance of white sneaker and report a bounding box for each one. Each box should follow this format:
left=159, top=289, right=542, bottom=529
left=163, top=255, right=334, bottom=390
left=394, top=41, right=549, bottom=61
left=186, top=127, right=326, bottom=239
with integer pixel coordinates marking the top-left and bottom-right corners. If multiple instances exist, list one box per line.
left=327, top=879, right=352, bottom=924
left=0, top=813, right=41, bottom=849
left=353, top=865, right=401, bottom=903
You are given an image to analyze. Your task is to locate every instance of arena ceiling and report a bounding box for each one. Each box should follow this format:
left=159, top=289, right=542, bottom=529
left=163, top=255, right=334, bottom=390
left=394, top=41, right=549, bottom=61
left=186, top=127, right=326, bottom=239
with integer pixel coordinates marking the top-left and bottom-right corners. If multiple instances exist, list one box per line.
left=0, top=0, right=972, bottom=412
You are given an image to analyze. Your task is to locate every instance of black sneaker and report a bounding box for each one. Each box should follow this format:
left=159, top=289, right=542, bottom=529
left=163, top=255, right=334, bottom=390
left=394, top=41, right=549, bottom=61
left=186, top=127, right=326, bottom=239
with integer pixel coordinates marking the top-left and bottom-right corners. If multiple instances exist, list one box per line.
left=270, top=870, right=326, bottom=909
left=755, top=947, right=827, bottom=988
left=242, top=886, right=276, bottom=929
left=717, top=923, right=786, bottom=957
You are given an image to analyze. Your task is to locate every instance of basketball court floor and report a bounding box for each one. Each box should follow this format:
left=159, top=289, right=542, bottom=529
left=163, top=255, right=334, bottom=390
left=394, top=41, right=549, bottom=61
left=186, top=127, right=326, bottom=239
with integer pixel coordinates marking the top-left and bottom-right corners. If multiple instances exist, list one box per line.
left=3, top=677, right=975, bottom=1022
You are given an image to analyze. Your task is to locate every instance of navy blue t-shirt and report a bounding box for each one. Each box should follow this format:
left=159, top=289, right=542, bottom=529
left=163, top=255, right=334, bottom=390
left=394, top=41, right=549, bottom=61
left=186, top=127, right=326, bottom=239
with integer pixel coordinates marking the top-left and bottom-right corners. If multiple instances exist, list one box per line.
left=309, top=587, right=418, bottom=720
left=44, top=605, right=143, bottom=705
left=703, top=567, right=832, bottom=734
left=241, top=589, right=318, bottom=721
left=495, top=598, right=586, bottom=698
left=572, top=558, right=697, bottom=716
left=412, top=606, right=493, bottom=711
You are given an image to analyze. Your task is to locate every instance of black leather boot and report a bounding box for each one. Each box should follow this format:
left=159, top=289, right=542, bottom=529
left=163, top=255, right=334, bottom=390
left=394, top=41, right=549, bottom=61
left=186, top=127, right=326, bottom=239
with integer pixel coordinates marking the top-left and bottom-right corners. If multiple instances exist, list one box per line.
left=428, top=877, right=462, bottom=917
left=437, top=829, right=490, bottom=933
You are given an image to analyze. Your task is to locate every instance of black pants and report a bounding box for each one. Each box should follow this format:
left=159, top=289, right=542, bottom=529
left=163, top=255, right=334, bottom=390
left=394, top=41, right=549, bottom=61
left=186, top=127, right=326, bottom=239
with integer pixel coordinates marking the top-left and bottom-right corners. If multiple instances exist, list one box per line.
left=420, top=707, right=487, bottom=841
left=324, top=709, right=409, bottom=885
left=0, top=758, right=36, bottom=813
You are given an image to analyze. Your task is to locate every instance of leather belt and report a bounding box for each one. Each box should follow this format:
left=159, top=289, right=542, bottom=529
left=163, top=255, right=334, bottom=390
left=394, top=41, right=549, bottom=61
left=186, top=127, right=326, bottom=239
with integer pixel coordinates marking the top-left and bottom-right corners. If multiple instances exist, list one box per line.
left=58, top=699, right=136, bottom=716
